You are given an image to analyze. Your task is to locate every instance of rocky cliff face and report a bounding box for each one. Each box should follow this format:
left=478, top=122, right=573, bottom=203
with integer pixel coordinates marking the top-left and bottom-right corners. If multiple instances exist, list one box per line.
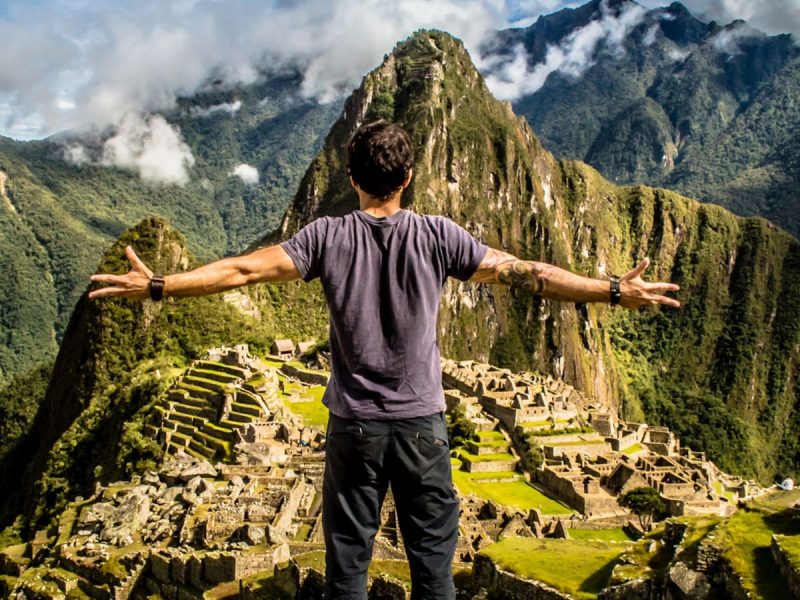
left=276, top=30, right=800, bottom=481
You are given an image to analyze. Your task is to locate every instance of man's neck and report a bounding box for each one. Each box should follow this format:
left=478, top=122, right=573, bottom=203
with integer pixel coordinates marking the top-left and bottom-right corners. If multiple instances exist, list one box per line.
left=357, top=190, right=403, bottom=218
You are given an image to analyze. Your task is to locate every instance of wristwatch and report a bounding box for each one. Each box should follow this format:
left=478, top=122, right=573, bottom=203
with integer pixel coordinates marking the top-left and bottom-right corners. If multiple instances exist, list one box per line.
left=149, top=274, right=165, bottom=302
left=609, top=276, right=621, bottom=306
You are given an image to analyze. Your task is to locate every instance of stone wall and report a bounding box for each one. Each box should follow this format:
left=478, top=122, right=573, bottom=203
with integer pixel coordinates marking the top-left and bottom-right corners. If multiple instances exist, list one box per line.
left=536, top=469, right=583, bottom=512
left=143, top=544, right=290, bottom=596
left=772, top=535, right=800, bottom=600
left=544, top=442, right=609, bottom=459
left=280, top=363, right=329, bottom=386
left=596, top=578, right=654, bottom=600
left=269, top=478, right=313, bottom=542
left=462, top=457, right=517, bottom=473
left=472, top=553, right=573, bottom=599
left=482, top=401, right=519, bottom=430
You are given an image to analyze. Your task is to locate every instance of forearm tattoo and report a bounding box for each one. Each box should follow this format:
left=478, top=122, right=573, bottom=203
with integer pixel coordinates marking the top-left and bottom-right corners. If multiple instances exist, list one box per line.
left=497, top=260, right=545, bottom=293
left=471, top=249, right=545, bottom=294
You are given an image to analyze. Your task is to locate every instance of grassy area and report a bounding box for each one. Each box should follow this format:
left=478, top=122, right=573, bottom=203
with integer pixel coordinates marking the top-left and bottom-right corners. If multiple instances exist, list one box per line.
left=458, top=451, right=516, bottom=463
left=715, top=489, right=800, bottom=599
left=622, top=443, right=643, bottom=455
left=465, top=471, right=522, bottom=481
left=673, top=515, right=722, bottom=566
left=777, top=533, right=800, bottom=571
left=294, top=523, right=313, bottom=542
left=610, top=524, right=674, bottom=584
left=283, top=385, right=328, bottom=427
left=470, top=439, right=509, bottom=448
left=237, top=569, right=294, bottom=600
left=713, top=480, right=736, bottom=502
left=477, top=430, right=505, bottom=440
left=543, top=439, right=607, bottom=447
left=480, top=538, right=626, bottom=599
left=451, top=466, right=572, bottom=515
left=568, top=528, right=634, bottom=542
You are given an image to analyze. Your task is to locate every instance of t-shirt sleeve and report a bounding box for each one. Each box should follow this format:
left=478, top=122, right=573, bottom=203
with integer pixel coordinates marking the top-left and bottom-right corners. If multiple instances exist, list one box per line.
left=280, top=218, right=328, bottom=282
left=437, top=217, right=489, bottom=281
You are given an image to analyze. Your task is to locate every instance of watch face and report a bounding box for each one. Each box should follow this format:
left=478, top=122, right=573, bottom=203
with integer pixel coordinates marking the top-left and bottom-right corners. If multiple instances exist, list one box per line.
left=150, top=276, right=165, bottom=301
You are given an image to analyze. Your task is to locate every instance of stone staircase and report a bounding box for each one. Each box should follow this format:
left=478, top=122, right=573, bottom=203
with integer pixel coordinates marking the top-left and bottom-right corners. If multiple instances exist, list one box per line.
left=145, top=360, right=269, bottom=462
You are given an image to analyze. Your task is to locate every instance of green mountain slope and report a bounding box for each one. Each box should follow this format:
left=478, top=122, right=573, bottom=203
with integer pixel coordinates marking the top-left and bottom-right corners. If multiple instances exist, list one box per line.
left=4, top=27, right=799, bottom=535
left=277, top=30, right=800, bottom=481
left=491, top=0, right=800, bottom=237
left=0, top=75, right=338, bottom=385
left=0, top=217, right=327, bottom=531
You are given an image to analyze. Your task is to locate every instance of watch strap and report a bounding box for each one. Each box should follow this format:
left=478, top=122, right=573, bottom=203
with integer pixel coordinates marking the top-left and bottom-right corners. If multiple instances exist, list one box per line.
left=609, top=276, right=621, bottom=306
left=149, top=274, right=165, bottom=302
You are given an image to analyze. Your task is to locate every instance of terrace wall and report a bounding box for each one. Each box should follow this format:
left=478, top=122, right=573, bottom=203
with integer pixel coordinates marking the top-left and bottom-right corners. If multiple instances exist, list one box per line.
left=280, top=364, right=329, bottom=386
left=472, top=553, right=572, bottom=599
left=771, top=535, right=800, bottom=600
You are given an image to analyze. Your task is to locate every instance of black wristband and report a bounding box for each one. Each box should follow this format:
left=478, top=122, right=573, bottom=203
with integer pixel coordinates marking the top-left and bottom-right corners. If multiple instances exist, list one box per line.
left=149, top=274, right=165, bottom=302
left=609, top=276, right=621, bottom=306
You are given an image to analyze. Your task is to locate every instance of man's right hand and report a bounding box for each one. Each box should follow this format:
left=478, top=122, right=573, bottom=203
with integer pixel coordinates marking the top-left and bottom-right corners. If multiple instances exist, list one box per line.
left=89, top=243, right=301, bottom=301
left=89, top=246, right=153, bottom=301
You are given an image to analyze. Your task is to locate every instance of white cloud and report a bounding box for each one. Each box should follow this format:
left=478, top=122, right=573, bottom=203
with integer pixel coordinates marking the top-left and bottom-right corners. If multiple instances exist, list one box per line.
left=231, top=163, right=259, bottom=186
left=710, top=22, right=759, bottom=54
left=483, top=1, right=646, bottom=100
left=639, top=0, right=800, bottom=37
left=667, top=47, right=691, bottom=62
left=643, top=23, right=659, bottom=46
left=97, top=114, right=195, bottom=185
left=0, top=0, right=793, bottom=185
left=189, top=100, right=243, bottom=118
left=62, top=144, right=90, bottom=166
left=0, top=0, right=509, bottom=142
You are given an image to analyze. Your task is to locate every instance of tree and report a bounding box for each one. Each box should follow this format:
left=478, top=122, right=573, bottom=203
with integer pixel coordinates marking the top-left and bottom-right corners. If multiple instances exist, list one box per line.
left=446, top=403, right=477, bottom=448
left=618, top=486, right=666, bottom=531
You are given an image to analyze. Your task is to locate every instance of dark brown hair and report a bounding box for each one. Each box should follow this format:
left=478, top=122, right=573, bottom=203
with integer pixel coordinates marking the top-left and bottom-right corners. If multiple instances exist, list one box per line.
left=347, top=120, right=414, bottom=199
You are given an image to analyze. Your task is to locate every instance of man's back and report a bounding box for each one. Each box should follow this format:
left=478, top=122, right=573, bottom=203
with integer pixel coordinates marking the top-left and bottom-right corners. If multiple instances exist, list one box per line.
left=282, top=209, right=487, bottom=420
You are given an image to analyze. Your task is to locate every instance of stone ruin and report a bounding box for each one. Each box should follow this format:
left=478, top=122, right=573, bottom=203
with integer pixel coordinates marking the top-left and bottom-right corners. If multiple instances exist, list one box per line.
left=0, top=353, right=768, bottom=599
left=441, top=358, right=757, bottom=521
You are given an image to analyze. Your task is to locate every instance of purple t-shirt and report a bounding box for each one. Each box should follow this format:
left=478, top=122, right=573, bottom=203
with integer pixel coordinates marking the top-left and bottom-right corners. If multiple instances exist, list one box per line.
left=281, top=209, right=488, bottom=420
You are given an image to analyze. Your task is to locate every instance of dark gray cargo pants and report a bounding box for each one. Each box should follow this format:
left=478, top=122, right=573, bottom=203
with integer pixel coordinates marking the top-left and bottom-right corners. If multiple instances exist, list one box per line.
left=322, top=411, right=459, bottom=600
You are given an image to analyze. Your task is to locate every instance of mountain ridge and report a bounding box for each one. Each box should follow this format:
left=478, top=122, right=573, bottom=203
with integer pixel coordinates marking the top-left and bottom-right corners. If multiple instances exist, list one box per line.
left=489, top=0, right=800, bottom=237
left=275, top=29, right=800, bottom=481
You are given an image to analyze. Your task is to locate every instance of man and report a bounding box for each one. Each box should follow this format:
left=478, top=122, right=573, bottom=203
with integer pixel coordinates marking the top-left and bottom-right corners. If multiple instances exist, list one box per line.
left=90, top=120, right=680, bottom=599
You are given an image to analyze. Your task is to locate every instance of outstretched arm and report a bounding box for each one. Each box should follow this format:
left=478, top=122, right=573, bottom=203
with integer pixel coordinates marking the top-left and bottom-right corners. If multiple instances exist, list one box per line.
left=470, top=248, right=680, bottom=309
left=89, top=244, right=300, bottom=301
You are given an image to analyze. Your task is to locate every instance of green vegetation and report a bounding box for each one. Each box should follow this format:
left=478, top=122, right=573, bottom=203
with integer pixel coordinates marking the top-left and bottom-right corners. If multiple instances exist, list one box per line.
left=450, top=460, right=572, bottom=514
left=446, top=404, right=478, bottom=448
left=0, top=364, right=51, bottom=460
left=455, top=450, right=515, bottom=463
left=623, top=443, right=643, bottom=456
left=618, top=487, right=666, bottom=531
left=284, top=384, right=329, bottom=428
left=0, top=217, right=327, bottom=531
left=568, top=528, right=634, bottom=542
left=480, top=537, right=626, bottom=599
left=513, top=427, right=543, bottom=473
left=506, top=3, right=800, bottom=237
left=0, top=72, right=339, bottom=385
left=714, top=489, right=800, bottom=599
left=777, top=534, right=800, bottom=571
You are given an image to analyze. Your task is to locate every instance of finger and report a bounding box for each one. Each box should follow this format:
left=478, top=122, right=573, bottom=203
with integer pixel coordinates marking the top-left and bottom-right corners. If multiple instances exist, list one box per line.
left=649, top=294, right=681, bottom=308
left=88, top=286, right=128, bottom=299
left=90, top=274, right=125, bottom=284
left=644, top=282, right=680, bottom=293
left=622, top=257, right=650, bottom=282
left=126, top=246, right=151, bottom=275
